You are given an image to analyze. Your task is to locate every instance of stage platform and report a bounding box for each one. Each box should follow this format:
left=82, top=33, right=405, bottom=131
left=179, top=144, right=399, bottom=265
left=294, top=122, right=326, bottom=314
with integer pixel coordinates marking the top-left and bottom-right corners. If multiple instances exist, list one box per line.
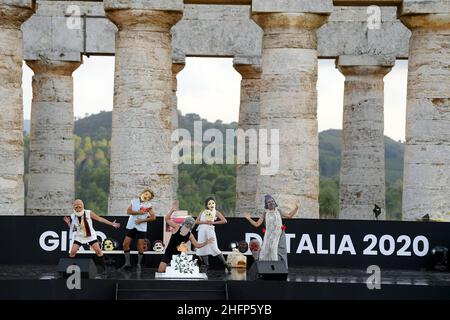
left=1, top=265, right=450, bottom=300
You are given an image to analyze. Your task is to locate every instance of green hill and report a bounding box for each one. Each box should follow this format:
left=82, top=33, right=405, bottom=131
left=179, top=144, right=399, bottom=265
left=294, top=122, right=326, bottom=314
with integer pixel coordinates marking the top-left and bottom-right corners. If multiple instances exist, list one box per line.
left=25, top=111, right=403, bottom=219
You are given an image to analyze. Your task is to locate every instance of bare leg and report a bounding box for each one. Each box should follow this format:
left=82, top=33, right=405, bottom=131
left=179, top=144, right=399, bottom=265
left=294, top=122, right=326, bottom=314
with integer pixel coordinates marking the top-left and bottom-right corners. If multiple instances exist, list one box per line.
left=122, top=236, right=132, bottom=251
left=69, top=243, right=81, bottom=258
left=158, top=261, right=167, bottom=273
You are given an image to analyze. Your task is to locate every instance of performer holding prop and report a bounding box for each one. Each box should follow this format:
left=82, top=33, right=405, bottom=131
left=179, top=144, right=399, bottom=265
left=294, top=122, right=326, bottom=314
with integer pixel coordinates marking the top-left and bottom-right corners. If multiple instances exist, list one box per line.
left=158, top=204, right=214, bottom=273
left=121, top=189, right=156, bottom=270
left=63, top=199, right=120, bottom=272
left=195, top=197, right=232, bottom=272
left=245, top=195, right=300, bottom=268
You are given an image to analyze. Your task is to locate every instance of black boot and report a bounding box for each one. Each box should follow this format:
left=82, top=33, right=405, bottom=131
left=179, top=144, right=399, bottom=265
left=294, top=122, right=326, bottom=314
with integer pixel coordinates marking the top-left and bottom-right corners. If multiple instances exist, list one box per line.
left=95, top=255, right=107, bottom=274
left=217, top=254, right=232, bottom=272
left=137, top=252, right=144, bottom=270
left=121, top=250, right=132, bottom=270
left=200, top=256, right=209, bottom=273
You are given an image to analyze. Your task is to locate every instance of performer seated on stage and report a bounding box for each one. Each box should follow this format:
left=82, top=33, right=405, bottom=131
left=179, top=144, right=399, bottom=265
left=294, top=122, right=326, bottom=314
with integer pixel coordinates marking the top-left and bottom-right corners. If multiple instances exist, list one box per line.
left=64, top=199, right=120, bottom=272
left=121, top=189, right=159, bottom=270
left=245, top=195, right=300, bottom=268
left=157, top=209, right=214, bottom=273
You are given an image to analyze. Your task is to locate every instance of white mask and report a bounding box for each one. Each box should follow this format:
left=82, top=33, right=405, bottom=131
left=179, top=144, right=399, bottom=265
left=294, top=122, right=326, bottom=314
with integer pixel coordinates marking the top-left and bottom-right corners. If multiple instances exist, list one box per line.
left=74, top=210, right=84, bottom=217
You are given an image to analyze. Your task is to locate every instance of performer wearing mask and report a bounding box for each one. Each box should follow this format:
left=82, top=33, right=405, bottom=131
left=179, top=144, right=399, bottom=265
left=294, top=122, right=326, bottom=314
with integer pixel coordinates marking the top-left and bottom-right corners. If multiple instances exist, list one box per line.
left=245, top=195, right=299, bottom=268
left=64, top=199, right=120, bottom=272
left=158, top=207, right=214, bottom=273
left=195, top=197, right=231, bottom=272
left=121, top=189, right=157, bottom=270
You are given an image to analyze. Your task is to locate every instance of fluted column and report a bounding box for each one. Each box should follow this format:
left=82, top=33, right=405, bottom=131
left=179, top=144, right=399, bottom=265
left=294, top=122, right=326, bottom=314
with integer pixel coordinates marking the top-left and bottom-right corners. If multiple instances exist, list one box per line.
left=0, top=3, right=34, bottom=215
left=234, top=64, right=261, bottom=216
left=337, top=56, right=393, bottom=220
left=106, top=9, right=182, bottom=215
left=171, top=62, right=184, bottom=207
left=251, top=13, right=328, bottom=217
left=25, top=60, right=81, bottom=215
left=400, top=11, right=450, bottom=220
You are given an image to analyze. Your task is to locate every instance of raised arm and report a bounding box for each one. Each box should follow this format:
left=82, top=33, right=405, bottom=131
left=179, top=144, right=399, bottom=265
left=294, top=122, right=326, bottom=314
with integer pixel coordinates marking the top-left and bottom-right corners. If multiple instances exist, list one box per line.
left=90, top=211, right=120, bottom=228
left=189, top=234, right=214, bottom=249
left=164, top=204, right=179, bottom=229
left=244, top=212, right=264, bottom=228
left=281, top=200, right=300, bottom=219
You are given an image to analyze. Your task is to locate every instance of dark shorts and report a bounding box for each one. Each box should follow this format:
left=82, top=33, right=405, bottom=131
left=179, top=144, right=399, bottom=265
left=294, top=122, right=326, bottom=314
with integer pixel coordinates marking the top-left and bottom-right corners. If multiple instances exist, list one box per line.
left=126, top=228, right=147, bottom=240
left=73, top=239, right=98, bottom=247
left=161, top=253, right=173, bottom=265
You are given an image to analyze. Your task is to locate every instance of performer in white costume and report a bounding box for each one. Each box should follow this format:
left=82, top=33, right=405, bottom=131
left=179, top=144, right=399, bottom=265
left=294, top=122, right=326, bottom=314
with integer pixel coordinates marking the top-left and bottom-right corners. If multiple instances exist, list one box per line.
left=63, top=199, right=120, bottom=272
left=121, top=189, right=157, bottom=270
left=245, top=195, right=299, bottom=268
left=195, top=197, right=231, bottom=272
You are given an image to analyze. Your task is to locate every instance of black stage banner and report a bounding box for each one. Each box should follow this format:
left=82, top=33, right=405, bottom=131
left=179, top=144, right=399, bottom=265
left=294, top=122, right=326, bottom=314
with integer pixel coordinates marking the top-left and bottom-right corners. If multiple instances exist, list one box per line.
left=1, top=216, right=449, bottom=270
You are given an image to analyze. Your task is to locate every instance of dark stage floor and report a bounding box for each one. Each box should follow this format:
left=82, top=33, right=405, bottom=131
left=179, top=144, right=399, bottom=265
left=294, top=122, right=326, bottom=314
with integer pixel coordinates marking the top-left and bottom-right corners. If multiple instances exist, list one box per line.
left=2, top=264, right=450, bottom=286
left=2, top=265, right=450, bottom=299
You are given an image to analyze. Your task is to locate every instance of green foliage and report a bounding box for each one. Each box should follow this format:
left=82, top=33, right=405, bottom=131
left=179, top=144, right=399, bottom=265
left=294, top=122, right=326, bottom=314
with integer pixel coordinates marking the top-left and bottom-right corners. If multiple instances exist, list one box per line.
left=23, top=112, right=405, bottom=219
left=319, top=177, right=339, bottom=219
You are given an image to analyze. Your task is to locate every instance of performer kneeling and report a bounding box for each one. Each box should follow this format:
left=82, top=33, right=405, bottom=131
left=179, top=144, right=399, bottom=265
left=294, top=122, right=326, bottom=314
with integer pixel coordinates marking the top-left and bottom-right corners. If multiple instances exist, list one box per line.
left=64, top=199, right=120, bottom=272
left=195, top=197, right=231, bottom=272
left=245, top=195, right=299, bottom=268
left=158, top=208, right=214, bottom=273
left=121, top=189, right=157, bottom=270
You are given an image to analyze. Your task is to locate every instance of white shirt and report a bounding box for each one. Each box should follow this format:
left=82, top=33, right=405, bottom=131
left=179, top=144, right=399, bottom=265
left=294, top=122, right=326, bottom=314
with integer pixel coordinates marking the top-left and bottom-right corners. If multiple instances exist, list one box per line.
left=70, top=210, right=98, bottom=244
left=197, top=208, right=217, bottom=230
left=126, top=198, right=152, bottom=232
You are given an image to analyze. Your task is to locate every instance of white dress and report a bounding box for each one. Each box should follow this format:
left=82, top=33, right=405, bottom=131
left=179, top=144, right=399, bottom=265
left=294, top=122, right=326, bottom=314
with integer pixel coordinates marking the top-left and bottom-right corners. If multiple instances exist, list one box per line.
left=259, top=208, right=287, bottom=266
left=70, top=210, right=98, bottom=244
left=196, top=209, right=222, bottom=256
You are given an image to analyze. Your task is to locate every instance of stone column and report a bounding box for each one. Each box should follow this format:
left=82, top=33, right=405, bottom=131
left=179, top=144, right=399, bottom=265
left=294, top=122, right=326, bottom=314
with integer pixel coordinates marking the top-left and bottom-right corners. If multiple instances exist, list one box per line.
left=25, top=60, right=81, bottom=215
left=234, top=64, right=261, bottom=216
left=400, top=8, right=450, bottom=220
left=251, top=13, right=328, bottom=217
left=106, top=9, right=182, bottom=215
left=171, top=62, right=184, bottom=207
left=337, top=55, right=393, bottom=220
left=172, top=63, right=185, bottom=143
left=0, top=3, right=34, bottom=215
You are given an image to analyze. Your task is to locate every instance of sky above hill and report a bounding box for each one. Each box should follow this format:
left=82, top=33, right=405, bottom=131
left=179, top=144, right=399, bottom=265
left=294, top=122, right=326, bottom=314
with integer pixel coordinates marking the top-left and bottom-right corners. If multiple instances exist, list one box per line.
left=22, top=56, right=407, bottom=142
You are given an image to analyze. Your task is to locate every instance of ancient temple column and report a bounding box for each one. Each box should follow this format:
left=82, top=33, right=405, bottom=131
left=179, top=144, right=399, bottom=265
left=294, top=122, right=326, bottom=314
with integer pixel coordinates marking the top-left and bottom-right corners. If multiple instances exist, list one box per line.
left=171, top=62, right=184, bottom=205
left=400, top=7, right=450, bottom=220
left=0, top=2, right=34, bottom=215
left=106, top=9, right=182, bottom=215
left=25, top=60, right=81, bottom=215
left=337, top=55, right=393, bottom=220
left=251, top=13, right=328, bottom=217
left=234, top=64, right=261, bottom=216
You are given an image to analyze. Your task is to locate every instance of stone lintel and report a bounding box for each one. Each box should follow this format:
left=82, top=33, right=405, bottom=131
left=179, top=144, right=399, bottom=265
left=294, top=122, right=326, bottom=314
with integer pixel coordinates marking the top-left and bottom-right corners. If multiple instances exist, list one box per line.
left=401, top=0, right=450, bottom=16
left=333, top=0, right=401, bottom=6
left=252, top=0, right=333, bottom=15
left=104, top=0, right=183, bottom=11
left=0, top=0, right=34, bottom=8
